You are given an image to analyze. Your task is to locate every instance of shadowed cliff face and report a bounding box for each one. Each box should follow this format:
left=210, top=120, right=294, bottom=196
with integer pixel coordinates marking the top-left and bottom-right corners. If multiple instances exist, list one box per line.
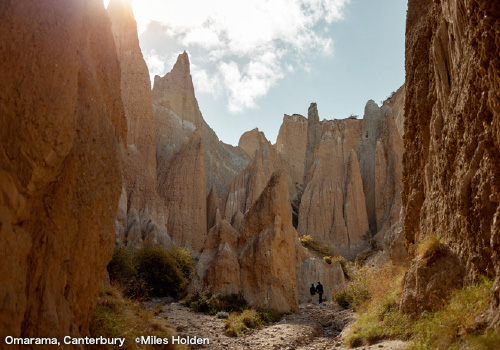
left=0, top=0, right=125, bottom=345
left=403, top=0, right=500, bottom=323
left=107, top=0, right=171, bottom=248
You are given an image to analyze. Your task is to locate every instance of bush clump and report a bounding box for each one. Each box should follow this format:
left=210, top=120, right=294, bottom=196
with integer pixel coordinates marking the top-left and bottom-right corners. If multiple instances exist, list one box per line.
left=181, top=289, right=247, bottom=315
left=333, top=265, right=370, bottom=310
left=224, top=309, right=283, bottom=337
left=107, top=243, right=194, bottom=300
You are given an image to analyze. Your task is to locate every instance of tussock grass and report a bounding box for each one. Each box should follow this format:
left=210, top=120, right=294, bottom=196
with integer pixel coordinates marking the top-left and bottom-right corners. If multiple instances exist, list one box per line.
left=299, top=235, right=339, bottom=257
left=341, top=262, right=496, bottom=349
left=89, top=286, right=184, bottom=350
left=333, top=264, right=371, bottom=310
left=416, top=233, right=446, bottom=258
left=408, top=277, right=494, bottom=350
left=344, top=263, right=411, bottom=347
left=224, top=309, right=283, bottom=337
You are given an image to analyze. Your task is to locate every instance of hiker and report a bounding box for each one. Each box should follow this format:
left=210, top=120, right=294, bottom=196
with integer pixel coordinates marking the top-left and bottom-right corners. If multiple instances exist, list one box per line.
left=316, top=281, right=324, bottom=304
left=309, top=283, right=316, bottom=300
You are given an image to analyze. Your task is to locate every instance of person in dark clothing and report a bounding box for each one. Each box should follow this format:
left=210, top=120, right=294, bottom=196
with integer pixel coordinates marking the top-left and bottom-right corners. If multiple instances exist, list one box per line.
left=316, top=282, right=324, bottom=304
left=309, top=284, right=316, bottom=299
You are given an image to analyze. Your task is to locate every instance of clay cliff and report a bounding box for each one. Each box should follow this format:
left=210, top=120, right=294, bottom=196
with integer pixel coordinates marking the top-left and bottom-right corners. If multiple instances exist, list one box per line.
left=298, top=117, right=369, bottom=258
left=152, top=52, right=249, bottom=253
left=275, top=114, right=309, bottom=204
left=358, top=99, right=404, bottom=239
left=0, top=0, right=125, bottom=345
left=402, top=0, right=500, bottom=323
left=107, top=0, right=170, bottom=248
left=195, top=172, right=346, bottom=312
left=153, top=52, right=249, bottom=198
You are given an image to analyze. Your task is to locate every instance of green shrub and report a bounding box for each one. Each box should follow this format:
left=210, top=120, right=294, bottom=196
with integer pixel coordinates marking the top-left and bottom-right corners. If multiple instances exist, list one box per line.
left=323, top=256, right=332, bottom=264
left=134, top=243, right=193, bottom=298
left=333, top=265, right=370, bottom=310
left=107, top=246, right=136, bottom=286
left=181, top=289, right=247, bottom=315
left=107, top=243, right=194, bottom=300
left=224, top=308, right=283, bottom=337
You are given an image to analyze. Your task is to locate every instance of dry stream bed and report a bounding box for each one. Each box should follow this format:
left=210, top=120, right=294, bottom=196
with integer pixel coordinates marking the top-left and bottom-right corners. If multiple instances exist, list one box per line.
left=145, top=301, right=407, bottom=350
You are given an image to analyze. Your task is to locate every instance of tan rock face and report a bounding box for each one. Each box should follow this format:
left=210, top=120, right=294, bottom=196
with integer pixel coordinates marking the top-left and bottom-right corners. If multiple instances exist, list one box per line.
left=153, top=53, right=249, bottom=198
left=304, top=103, right=323, bottom=182
left=195, top=220, right=241, bottom=295
left=297, top=259, right=346, bottom=304
left=222, top=133, right=279, bottom=221
left=383, top=85, right=406, bottom=138
left=298, top=119, right=369, bottom=258
left=400, top=245, right=464, bottom=316
left=158, top=129, right=207, bottom=255
left=0, top=0, right=125, bottom=344
left=275, top=114, right=308, bottom=202
left=238, top=172, right=300, bottom=313
left=107, top=0, right=170, bottom=248
left=238, top=128, right=270, bottom=160
left=196, top=171, right=345, bottom=312
left=403, top=0, right=500, bottom=324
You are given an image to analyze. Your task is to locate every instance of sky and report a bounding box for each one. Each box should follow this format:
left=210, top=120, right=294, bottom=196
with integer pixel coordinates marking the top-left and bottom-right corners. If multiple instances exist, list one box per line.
left=104, top=0, right=407, bottom=145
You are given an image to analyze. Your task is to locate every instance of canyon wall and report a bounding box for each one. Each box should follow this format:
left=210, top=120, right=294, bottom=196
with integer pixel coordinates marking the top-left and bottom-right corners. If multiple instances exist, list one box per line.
left=403, top=0, right=500, bottom=322
left=107, top=0, right=170, bottom=248
left=0, top=0, right=125, bottom=345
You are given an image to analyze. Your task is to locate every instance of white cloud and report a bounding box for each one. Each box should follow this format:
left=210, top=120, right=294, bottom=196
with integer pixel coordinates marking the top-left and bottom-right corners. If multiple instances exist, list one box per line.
left=219, top=52, right=284, bottom=113
left=127, top=0, right=350, bottom=113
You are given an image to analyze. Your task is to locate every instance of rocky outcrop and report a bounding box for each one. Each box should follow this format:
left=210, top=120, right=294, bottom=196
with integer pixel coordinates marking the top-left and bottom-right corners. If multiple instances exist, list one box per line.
left=403, top=0, right=500, bottom=324
left=298, top=119, right=369, bottom=258
left=0, top=0, right=125, bottom=345
left=153, top=52, right=249, bottom=198
left=383, top=85, right=405, bottom=138
left=196, top=220, right=241, bottom=295
left=304, top=103, right=323, bottom=182
left=275, top=114, right=309, bottom=202
left=222, top=133, right=279, bottom=222
left=158, top=129, right=207, bottom=255
left=239, top=128, right=270, bottom=160
left=196, top=171, right=346, bottom=312
left=357, top=99, right=404, bottom=242
left=400, top=245, right=464, bottom=316
left=238, top=172, right=300, bottom=312
left=107, top=0, right=170, bottom=248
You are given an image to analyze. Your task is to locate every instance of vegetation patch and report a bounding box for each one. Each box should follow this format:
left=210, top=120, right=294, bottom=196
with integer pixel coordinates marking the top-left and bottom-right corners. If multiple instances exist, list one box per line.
left=224, top=309, right=283, bottom=337
left=299, top=234, right=339, bottom=258
left=341, top=262, right=495, bottom=349
left=332, top=264, right=370, bottom=310
left=89, top=286, right=183, bottom=350
left=407, top=277, right=494, bottom=350
left=107, top=243, right=194, bottom=300
left=181, top=289, right=247, bottom=315
left=344, top=263, right=411, bottom=347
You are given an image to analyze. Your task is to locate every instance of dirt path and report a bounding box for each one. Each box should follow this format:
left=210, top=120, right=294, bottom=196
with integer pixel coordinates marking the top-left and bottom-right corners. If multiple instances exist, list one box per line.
left=145, top=301, right=407, bottom=350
